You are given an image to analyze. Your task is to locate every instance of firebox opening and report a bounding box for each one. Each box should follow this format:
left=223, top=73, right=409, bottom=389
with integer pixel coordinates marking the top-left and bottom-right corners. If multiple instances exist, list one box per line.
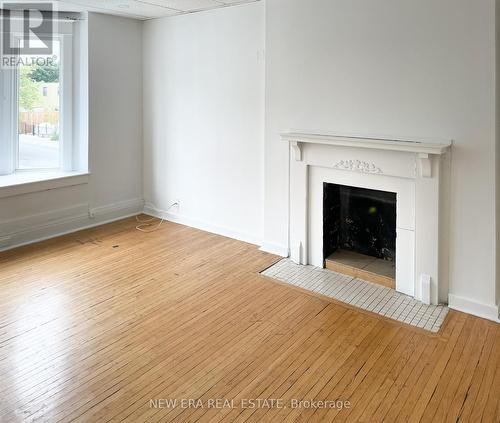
left=323, top=183, right=397, bottom=287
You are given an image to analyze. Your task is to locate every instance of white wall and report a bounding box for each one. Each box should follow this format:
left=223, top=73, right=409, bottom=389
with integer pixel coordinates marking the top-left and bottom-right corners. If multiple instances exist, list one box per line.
left=497, top=0, right=500, bottom=314
left=0, top=13, right=143, bottom=248
left=143, top=2, right=265, bottom=245
left=88, top=13, right=143, bottom=207
left=264, top=0, right=498, bottom=318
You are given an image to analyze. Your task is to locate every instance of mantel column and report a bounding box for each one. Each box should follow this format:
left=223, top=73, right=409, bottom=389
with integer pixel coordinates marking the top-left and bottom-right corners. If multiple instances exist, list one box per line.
left=414, top=154, right=441, bottom=304
left=289, top=143, right=308, bottom=264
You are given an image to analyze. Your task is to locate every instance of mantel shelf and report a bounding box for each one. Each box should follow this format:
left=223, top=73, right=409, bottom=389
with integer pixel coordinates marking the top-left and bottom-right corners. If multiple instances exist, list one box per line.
left=281, top=132, right=452, bottom=156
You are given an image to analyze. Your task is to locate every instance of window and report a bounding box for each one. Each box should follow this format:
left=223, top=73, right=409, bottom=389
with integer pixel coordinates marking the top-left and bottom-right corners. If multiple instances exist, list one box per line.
left=0, top=13, right=75, bottom=176
left=18, top=39, right=62, bottom=169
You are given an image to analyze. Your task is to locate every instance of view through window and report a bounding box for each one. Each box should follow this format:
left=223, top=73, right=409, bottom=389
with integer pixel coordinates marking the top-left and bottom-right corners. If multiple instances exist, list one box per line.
left=17, top=40, right=60, bottom=169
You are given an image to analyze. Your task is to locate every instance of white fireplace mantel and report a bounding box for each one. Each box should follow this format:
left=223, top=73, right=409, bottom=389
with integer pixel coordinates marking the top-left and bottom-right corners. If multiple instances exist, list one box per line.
left=282, top=131, right=452, bottom=305
left=283, top=133, right=451, bottom=178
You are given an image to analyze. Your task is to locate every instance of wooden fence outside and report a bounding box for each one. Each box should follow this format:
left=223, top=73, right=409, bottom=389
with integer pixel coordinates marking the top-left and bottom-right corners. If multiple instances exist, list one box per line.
left=19, top=111, right=59, bottom=136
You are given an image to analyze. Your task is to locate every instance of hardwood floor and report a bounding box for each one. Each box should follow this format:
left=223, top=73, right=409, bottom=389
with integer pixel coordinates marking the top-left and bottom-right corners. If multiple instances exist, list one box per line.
left=0, top=216, right=499, bottom=422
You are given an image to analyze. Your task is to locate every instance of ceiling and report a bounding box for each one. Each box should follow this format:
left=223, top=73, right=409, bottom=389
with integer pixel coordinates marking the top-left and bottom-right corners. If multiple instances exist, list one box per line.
left=4, top=0, right=260, bottom=20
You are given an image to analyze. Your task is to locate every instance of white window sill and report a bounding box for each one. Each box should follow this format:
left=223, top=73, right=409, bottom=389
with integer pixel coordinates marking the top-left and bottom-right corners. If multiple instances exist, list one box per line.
left=0, top=171, right=89, bottom=199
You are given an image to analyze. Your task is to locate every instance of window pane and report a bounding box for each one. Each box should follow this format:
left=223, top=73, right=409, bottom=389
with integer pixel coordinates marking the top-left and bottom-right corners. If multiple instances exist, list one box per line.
left=18, top=41, right=61, bottom=169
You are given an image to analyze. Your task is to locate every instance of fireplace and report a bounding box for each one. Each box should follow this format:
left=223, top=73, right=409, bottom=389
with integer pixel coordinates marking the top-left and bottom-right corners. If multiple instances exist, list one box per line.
left=283, top=132, right=451, bottom=304
left=323, top=183, right=397, bottom=261
left=323, top=183, right=397, bottom=287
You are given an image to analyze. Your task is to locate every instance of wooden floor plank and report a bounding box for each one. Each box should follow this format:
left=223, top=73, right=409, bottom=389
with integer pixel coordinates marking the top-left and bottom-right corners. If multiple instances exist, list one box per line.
left=418, top=316, right=476, bottom=422
left=371, top=312, right=458, bottom=422
left=0, top=217, right=498, bottom=422
left=389, top=312, right=465, bottom=422
left=456, top=322, right=499, bottom=422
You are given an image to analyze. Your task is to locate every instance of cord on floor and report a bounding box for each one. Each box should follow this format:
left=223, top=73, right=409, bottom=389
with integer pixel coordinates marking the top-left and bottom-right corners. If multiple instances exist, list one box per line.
left=136, top=202, right=178, bottom=233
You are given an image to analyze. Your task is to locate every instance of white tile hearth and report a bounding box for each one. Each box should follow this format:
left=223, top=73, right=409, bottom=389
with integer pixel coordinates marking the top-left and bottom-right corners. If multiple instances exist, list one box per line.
left=261, top=259, right=449, bottom=333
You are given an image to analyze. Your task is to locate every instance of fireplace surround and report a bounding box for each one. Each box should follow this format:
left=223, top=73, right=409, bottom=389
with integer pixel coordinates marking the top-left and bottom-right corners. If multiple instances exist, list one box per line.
left=283, top=132, right=452, bottom=305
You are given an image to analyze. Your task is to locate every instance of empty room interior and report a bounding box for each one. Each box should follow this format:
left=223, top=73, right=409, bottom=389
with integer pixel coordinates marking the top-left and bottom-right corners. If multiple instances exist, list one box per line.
left=1, top=0, right=500, bottom=421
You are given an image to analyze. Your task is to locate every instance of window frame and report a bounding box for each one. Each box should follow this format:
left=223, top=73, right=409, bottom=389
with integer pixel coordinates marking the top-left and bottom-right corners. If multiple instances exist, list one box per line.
left=0, top=66, right=16, bottom=175
left=0, top=26, right=74, bottom=175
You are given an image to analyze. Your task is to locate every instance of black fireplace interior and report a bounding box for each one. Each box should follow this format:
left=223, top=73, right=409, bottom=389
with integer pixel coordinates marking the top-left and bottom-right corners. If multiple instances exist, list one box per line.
left=323, top=183, right=397, bottom=262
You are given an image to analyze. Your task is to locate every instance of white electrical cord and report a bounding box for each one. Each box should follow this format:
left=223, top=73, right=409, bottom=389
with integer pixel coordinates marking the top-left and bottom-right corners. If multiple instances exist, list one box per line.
left=136, top=202, right=178, bottom=233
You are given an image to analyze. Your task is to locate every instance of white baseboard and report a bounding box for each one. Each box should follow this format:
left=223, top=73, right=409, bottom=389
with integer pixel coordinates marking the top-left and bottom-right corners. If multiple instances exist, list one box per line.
left=448, top=294, right=500, bottom=323
left=259, top=242, right=289, bottom=258
left=144, top=205, right=262, bottom=247
left=0, top=198, right=144, bottom=252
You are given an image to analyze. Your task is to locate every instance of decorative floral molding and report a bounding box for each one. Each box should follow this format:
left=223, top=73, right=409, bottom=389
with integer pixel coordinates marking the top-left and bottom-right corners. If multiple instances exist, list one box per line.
left=333, top=159, right=383, bottom=174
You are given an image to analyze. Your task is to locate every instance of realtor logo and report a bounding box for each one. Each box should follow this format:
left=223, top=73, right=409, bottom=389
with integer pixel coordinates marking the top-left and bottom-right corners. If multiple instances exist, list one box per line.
left=1, top=2, right=53, bottom=58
